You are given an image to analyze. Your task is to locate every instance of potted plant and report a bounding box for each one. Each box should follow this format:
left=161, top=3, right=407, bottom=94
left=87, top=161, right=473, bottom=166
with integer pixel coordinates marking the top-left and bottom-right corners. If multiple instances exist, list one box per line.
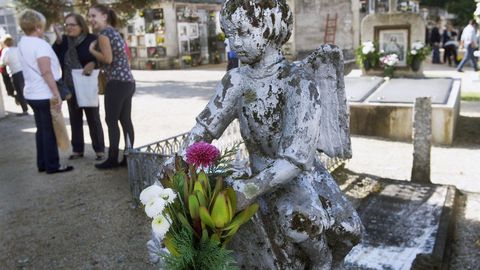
left=355, top=41, right=379, bottom=71
left=379, top=53, right=399, bottom=78
left=407, top=41, right=431, bottom=72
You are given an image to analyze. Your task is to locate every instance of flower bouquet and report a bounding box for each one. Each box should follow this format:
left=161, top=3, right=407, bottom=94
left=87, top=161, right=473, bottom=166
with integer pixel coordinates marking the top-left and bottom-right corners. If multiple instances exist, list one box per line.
left=407, top=41, right=431, bottom=71
left=140, top=142, right=258, bottom=270
left=379, top=53, right=399, bottom=78
left=355, top=41, right=379, bottom=71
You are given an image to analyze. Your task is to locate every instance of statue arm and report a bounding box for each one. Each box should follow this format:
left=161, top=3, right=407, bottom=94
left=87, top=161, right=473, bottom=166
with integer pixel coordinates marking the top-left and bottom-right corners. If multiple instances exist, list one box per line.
left=228, top=159, right=301, bottom=210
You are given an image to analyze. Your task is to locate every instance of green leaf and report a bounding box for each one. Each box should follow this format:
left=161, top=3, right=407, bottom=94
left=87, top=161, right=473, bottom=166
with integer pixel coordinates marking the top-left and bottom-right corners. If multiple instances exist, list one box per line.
left=177, top=212, right=194, bottom=232
left=197, top=171, right=211, bottom=196
left=199, top=206, right=216, bottom=229
left=195, top=190, right=207, bottom=207
left=223, top=203, right=259, bottom=231
left=164, top=234, right=180, bottom=257
left=225, top=187, right=237, bottom=215
left=210, top=177, right=224, bottom=209
left=210, top=233, right=221, bottom=243
left=194, top=181, right=205, bottom=196
left=211, top=192, right=230, bottom=228
left=188, top=195, right=200, bottom=219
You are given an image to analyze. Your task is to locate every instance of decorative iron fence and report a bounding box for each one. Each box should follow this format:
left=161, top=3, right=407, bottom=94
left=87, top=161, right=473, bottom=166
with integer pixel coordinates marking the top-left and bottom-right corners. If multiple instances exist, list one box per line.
left=126, top=121, right=346, bottom=205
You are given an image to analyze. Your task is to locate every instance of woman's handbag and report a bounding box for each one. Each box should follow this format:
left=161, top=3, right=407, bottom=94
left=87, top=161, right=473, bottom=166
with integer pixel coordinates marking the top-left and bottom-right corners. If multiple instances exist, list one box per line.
left=98, top=70, right=106, bottom=95
left=71, top=69, right=100, bottom=107
left=56, top=79, right=72, bottom=100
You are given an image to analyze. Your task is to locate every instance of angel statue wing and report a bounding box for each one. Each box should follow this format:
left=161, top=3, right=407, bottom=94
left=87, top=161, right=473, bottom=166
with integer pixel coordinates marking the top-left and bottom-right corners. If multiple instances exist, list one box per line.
left=294, top=44, right=352, bottom=159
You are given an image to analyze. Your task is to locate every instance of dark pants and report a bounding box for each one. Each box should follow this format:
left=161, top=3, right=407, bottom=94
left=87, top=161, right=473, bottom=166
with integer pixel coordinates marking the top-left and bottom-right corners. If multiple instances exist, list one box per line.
left=457, top=44, right=478, bottom=71
left=443, top=45, right=458, bottom=66
left=432, top=44, right=441, bottom=64
left=27, top=99, right=60, bottom=173
left=67, top=90, right=105, bottom=154
left=2, top=70, right=14, bottom=96
left=11, top=72, right=28, bottom=112
left=104, top=80, right=135, bottom=161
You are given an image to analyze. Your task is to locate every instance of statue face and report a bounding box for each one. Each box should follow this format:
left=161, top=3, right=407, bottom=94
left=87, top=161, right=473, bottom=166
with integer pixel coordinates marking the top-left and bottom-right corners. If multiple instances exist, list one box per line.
left=223, top=9, right=268, bottom=65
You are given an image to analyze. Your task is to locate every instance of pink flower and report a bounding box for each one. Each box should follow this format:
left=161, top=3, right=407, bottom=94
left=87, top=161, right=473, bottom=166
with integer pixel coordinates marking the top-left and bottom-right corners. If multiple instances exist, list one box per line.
left=185, top=142, right=220, bottom=168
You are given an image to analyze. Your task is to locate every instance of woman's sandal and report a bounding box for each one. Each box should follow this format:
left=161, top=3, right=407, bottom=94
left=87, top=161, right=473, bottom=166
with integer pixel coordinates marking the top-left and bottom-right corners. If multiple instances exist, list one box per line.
left=68, top=153, right=84, bottom=160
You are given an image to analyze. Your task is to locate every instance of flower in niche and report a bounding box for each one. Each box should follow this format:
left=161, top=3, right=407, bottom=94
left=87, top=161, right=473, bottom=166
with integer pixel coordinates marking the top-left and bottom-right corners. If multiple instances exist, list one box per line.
left=185, top=141, right=220, bottom=168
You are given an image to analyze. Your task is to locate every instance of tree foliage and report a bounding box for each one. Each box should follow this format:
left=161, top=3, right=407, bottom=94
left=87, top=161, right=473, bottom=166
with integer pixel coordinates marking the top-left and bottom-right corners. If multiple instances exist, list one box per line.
left=446, top=0, right=476, bottom=27
left=420, top=0, right=476, bottom=26
left=16, top=0, right=157, bottom=26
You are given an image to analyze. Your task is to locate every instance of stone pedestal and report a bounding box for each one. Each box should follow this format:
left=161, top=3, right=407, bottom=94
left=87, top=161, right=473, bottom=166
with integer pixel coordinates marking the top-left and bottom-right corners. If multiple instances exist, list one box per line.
left=411, top=97, right=432, bottom=183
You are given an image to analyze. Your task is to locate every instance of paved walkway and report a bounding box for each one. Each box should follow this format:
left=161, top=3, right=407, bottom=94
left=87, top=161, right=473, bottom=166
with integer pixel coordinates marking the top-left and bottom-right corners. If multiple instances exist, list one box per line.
left=0, top=62, right=478, bottom=268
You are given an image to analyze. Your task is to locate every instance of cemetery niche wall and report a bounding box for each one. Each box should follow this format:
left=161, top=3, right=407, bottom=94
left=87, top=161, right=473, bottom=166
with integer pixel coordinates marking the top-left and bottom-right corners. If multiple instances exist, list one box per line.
left=360, top=0, right=426, bottom=77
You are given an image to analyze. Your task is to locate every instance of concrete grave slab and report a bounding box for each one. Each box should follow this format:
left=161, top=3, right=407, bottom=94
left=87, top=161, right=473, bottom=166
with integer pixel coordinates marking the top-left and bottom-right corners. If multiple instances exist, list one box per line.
left=368, top=78, right=453, bottom=104
left=345, top=76, right=384, bottom=102
left=344, top=181, right=457, bottom=270
left=349, top=78, right=461, bottom=145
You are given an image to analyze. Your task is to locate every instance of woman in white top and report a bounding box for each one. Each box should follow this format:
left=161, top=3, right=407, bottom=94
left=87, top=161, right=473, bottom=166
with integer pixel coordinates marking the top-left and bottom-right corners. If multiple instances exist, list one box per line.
left=17, top=9, right=73, bottom=174
left=0, top=35, right=28, bottom=115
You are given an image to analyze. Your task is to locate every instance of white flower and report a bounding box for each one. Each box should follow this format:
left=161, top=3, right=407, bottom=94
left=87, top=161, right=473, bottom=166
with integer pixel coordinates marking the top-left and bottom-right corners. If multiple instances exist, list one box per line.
left=145, top=198, right=166, bottom=218
left=411, top=49, right=417, bottom=55
left=140, top=185, right=163, bottom=205
left=412, top=41, right=424, bottom=50
left=361, top=41, right=375, bottom=55
left=158, top=188, right=177, bottom=204
left=152, top=215, right=171, bottom=239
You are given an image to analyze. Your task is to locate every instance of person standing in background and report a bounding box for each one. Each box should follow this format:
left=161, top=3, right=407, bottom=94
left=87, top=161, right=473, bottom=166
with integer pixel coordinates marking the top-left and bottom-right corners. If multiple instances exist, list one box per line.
left=430, top=17, right=442, bottom=64
left=442, top=23, right=458, bottom=67
left=0, top=35, right=29, bottom=116
left=457, top=20, right=478, bottom=72
left=88, top=4, right=136, bottom=170
left=53, top=13, right=105, bottom=161
left=0, top=42, right=17, bottom=100
left=17, top=9, right=73, bottom=174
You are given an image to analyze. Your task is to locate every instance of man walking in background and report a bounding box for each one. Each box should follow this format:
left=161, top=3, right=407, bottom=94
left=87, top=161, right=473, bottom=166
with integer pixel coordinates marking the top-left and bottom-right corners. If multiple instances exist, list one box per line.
left=457, top=20, right=478, bottom=72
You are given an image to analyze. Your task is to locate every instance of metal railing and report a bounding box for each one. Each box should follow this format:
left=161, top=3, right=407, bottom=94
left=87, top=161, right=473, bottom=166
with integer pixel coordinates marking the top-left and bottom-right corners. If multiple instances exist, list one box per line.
left=126, top=121, right=346, bottom=205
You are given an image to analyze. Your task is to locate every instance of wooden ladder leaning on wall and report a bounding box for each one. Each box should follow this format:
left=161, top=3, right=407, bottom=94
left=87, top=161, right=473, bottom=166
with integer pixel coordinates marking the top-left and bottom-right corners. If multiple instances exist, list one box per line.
left=324, top=13, right=338, bottom=44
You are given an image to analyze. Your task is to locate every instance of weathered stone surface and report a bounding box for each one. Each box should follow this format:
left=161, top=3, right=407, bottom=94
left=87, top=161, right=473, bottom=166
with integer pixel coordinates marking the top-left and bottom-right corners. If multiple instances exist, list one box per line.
left=167, top=0, right=363, bottom=268
left=368, top=79, right=452, bottom=104
left=411, top=97, right=432, bottom=183
left=344, top=181, right=457, bottom=270
left=345, top=77, right=384, bottom=102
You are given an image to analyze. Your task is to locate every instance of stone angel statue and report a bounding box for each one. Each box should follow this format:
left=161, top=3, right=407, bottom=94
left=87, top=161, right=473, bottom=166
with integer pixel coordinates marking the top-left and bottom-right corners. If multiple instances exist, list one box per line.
left=173, top=0, right=363, bottom=268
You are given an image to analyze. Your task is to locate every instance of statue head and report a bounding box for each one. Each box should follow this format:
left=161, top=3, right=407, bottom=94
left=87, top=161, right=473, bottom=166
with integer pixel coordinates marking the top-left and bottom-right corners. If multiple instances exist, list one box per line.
left=220, top=0, right=293, bottom=64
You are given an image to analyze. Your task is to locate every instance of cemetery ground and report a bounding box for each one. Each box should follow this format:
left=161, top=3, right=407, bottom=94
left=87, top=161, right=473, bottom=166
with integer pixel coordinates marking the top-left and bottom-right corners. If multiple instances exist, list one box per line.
left=0, top=63, right=479, bottom=269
